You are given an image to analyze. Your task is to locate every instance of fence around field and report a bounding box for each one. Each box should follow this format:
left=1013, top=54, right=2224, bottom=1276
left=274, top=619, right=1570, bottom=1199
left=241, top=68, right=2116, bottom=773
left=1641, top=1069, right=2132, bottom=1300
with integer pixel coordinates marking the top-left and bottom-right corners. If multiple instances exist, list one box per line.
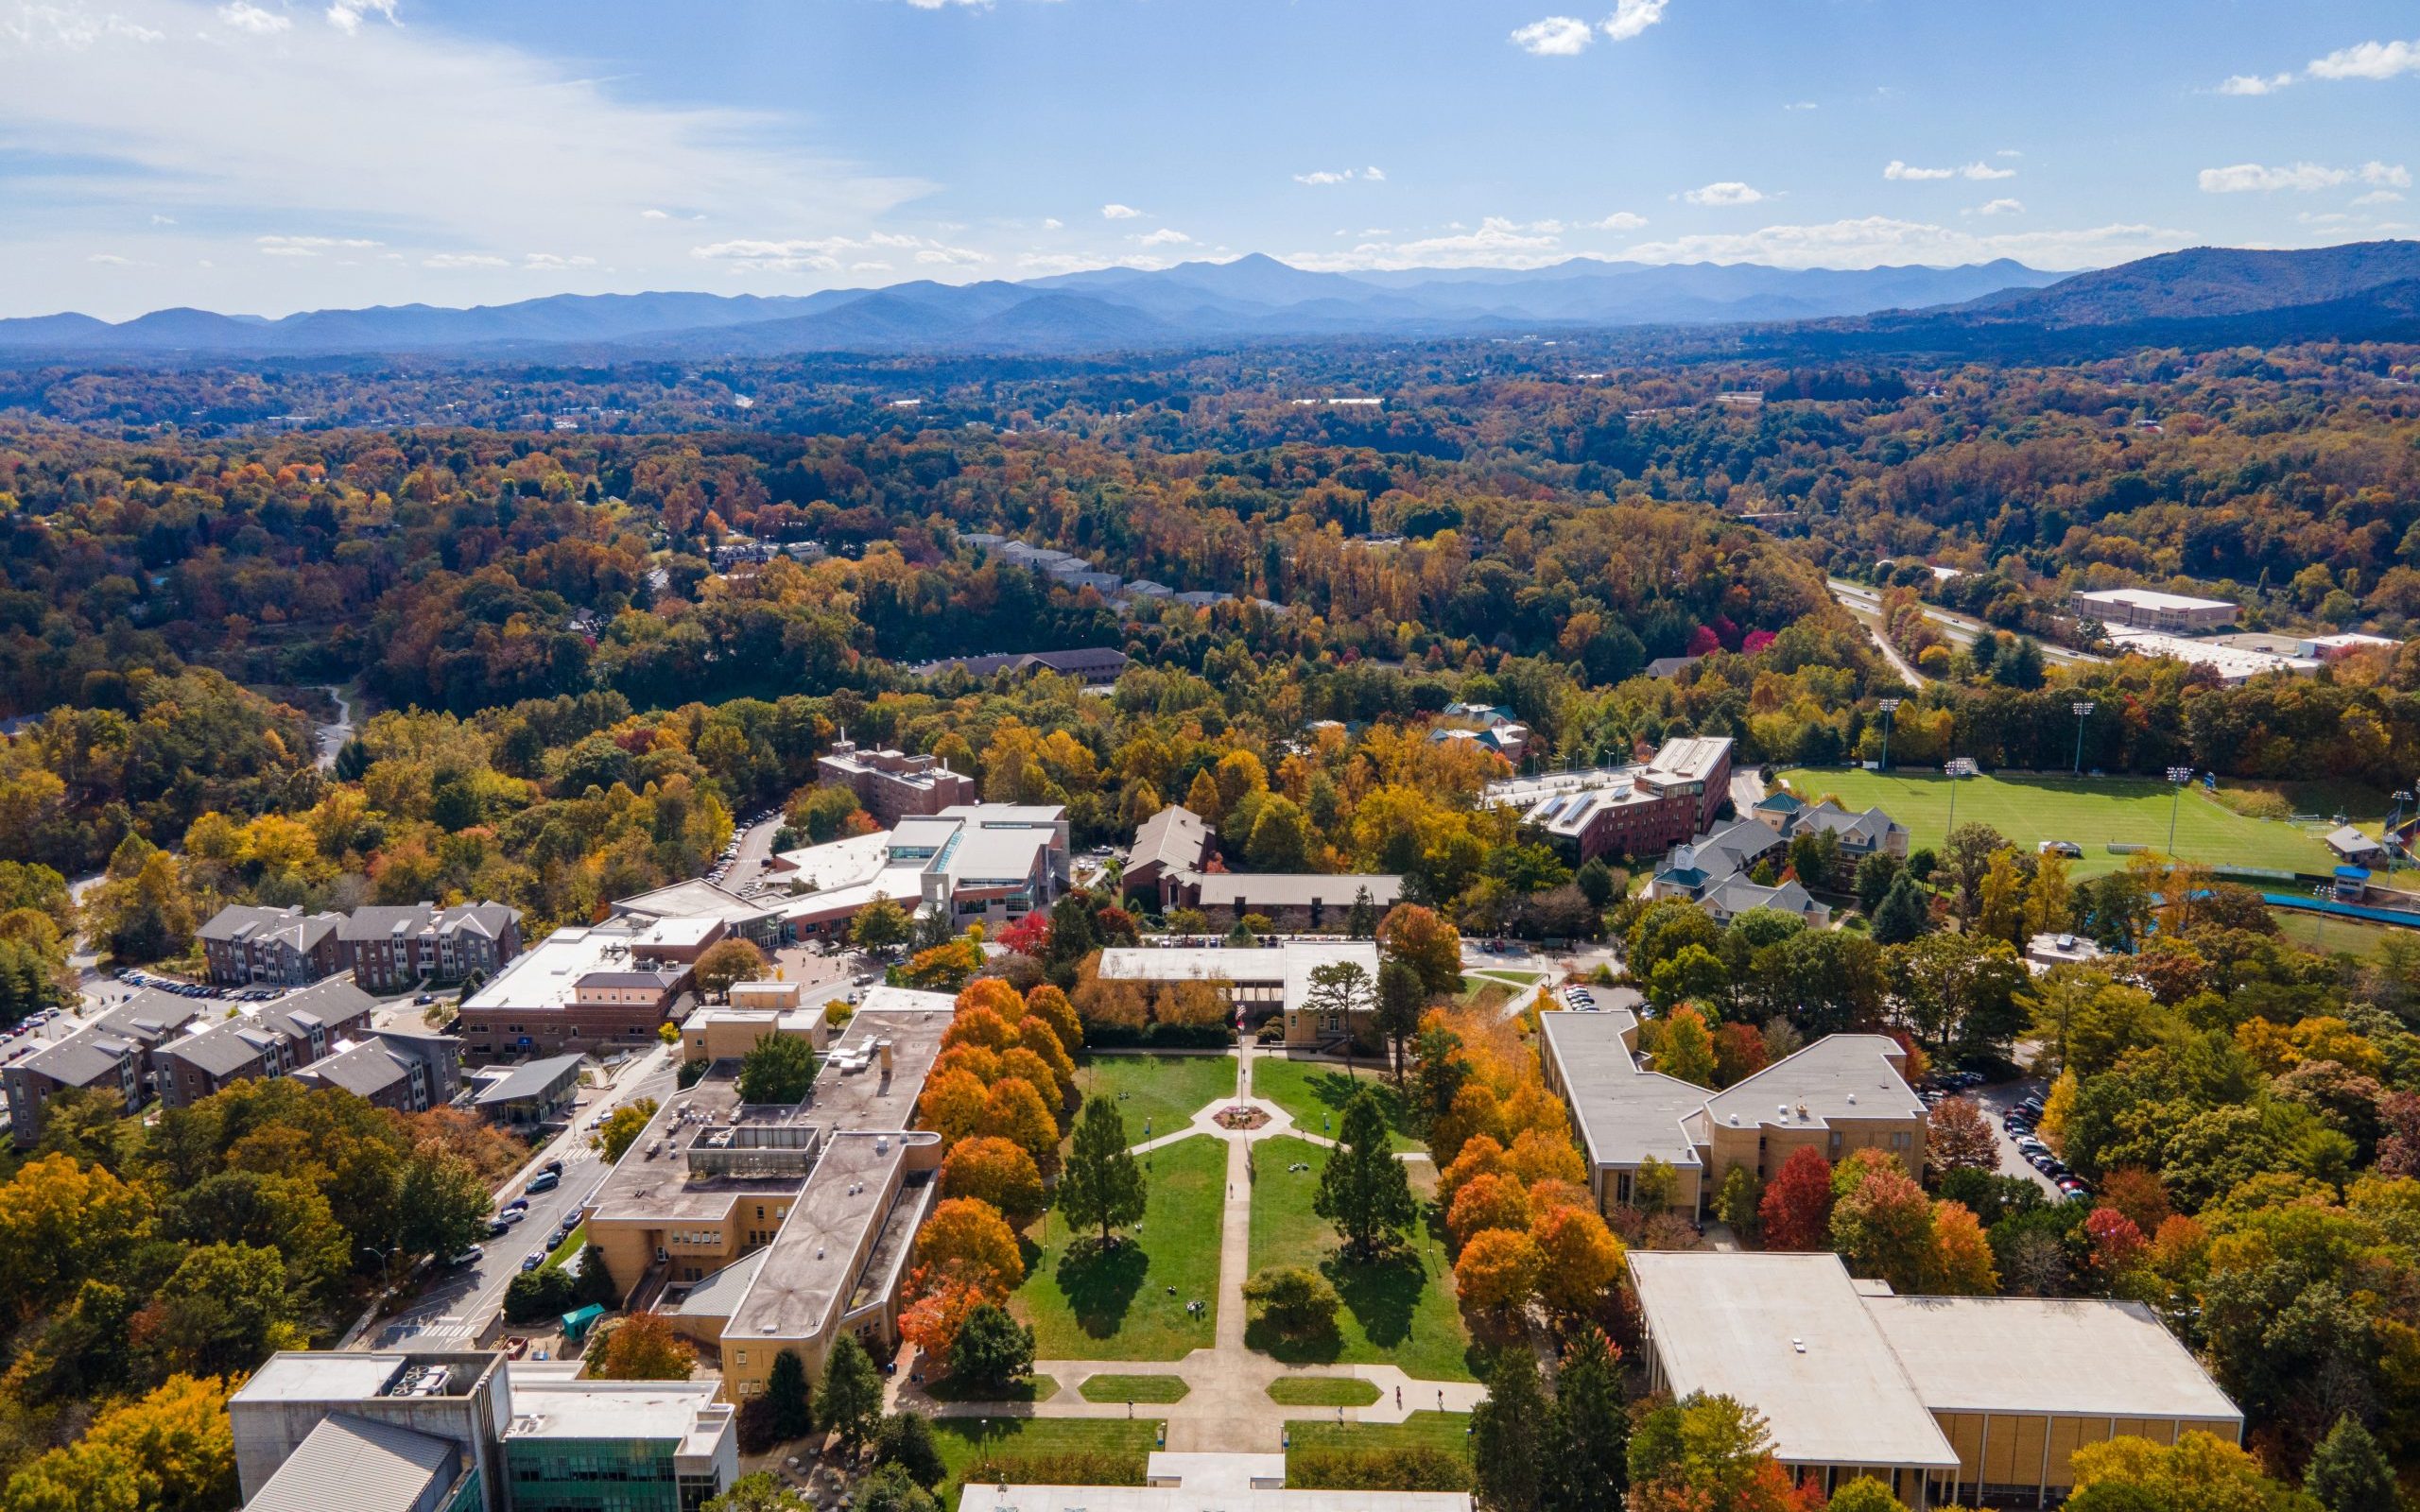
left=2260, top=893, right=2420, bottom=931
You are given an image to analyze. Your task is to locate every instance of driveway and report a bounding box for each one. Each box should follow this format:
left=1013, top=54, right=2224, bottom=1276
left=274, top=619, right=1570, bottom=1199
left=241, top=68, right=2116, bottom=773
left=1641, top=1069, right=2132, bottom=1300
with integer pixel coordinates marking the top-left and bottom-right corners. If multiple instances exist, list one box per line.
left=716, top=812, right=786, bottom=894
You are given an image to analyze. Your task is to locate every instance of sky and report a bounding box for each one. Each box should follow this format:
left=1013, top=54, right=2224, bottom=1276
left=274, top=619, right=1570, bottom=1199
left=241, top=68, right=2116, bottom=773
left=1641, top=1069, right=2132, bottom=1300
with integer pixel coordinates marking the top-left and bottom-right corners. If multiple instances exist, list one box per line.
left=2, top=0, right=2417, bottom=318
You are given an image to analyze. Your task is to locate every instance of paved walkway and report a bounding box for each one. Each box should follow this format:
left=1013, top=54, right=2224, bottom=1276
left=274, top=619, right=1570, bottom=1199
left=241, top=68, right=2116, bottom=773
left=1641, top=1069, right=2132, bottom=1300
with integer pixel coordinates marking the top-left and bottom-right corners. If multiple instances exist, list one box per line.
left=890, top=1040, right=1487, bottom=1450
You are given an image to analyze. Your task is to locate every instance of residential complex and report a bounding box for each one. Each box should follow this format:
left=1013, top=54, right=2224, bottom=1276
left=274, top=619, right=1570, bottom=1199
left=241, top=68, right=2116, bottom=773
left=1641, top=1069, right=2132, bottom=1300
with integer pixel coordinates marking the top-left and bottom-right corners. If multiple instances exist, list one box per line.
left=1628, top=1251, right=2240, bottom=1508
left=6, top=989, right=201, bottom=1146
left=1536, top=1010, right=1924, bottom=1216
left=814, top=735, right=978, bottom=825
left=199, top=904, right=345, bottom=987
left=1094, top=940, right=1379, bottom=1047
left=2068, top=587, right=2238, bottom=633
left=586, top=987, right=954, bottom=1400
left=230, top=1349, right=737, bottom=1512
left=1651, top=793, right=1909, bottom=924
left=1426, top=701, right=1532, bottom=764
left=1481, top=735, right=1733, bottom=862
left=290, top=1027, right=464, bottom=1115
left=155, top=977, right=375, bottom=1108
left=339, top=902, right=524, bottom=993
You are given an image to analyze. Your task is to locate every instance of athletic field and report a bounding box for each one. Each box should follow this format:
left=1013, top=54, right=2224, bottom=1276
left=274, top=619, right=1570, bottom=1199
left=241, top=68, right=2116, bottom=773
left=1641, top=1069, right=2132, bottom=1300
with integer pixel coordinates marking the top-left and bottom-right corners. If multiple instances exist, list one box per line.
left=1771, top=768, right=2341, bottom=879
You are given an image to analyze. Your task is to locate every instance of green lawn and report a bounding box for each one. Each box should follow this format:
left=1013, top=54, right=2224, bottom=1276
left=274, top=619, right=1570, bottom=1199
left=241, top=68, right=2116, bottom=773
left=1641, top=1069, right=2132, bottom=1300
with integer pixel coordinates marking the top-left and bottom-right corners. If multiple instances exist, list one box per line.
left=1774, top=768, right=2341, bottom=878
left=1079, top=1372, right=1191, bottom=1403
left=934, top=1418, right=1159, bottom=1503
left=1246, top=1136, right=1475, bottom=1382
left=1465, top=968, right=1545, bottom=986
left=538, top=1224, right=586, bottom=1272
left=1287, top=1412, right=1474, bottom=1489
left=1073, top=1053, right=1237, bottom=1145
left=1011, top=1134, right=1225, bottom=1360
left=1268, top=1376, right=1381, bottom=1407
left=1249, top=1057, right=1420, bottom=1152
left=2271, top=907, right=2415, bottom=960
left=1455, top=977, right=1516, bottom=1013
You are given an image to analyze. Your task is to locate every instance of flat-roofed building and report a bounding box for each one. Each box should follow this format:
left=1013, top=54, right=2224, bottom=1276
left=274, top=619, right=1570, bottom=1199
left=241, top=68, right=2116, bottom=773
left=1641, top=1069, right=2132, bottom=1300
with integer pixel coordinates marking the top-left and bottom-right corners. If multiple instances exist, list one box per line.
left=587, top=990, right=955, bottom=1399
left=2104, top=628, right=2318, bottom=685
left=454, top=923, right=693, bottom=1063
left=769, top=804, right=1070, bottom=940
left=2071, top=587, right=2238, bottom=633
left=1168, top=871, right=1404, bottom=932
left=1094, top=940, right=1377, bottom=1046
left=229, top=1349, right=738, bottom=1512
left=1483, top=735, right=1733, bottom=862
left=1536, top=1014, right=1923, bottom=1217
left=468, top=1052, right=584, bottom=1125
left=1627, top=1252, right=2240, bottom=1509
left=816, top=736, right=978, bottom=825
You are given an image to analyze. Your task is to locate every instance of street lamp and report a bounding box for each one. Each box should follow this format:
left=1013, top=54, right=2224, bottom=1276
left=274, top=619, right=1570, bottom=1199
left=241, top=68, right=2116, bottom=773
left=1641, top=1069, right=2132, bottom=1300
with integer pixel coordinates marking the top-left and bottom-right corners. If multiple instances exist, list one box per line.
left=2166, top=766, right=2194, bottom=857
left=2070, top=702, right=2095, bottom=776
left=361, top=1244, right=393, bottom=1305
left=1877, top=698, right=1901, bottom=771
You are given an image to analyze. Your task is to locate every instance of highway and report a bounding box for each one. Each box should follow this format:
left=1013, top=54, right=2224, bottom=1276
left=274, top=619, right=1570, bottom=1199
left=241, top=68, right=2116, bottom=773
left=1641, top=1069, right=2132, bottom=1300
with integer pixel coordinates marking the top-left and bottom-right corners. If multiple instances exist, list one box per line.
left=1826, top=578, right=2106, bottom=671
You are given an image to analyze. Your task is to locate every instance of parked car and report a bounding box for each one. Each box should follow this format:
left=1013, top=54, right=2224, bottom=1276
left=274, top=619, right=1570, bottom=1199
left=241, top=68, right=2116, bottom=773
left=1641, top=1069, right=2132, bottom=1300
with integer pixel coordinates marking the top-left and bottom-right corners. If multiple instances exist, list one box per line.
left=541, top=1159, right=565, bottom=1177
left=486, top=1219, right=511, bottom=1238
left=447, top=1247, right=483, bottom=1267
left=527, top=1171, right=561, bottom=1194
left=520, top=1252, right=544, bottom=1273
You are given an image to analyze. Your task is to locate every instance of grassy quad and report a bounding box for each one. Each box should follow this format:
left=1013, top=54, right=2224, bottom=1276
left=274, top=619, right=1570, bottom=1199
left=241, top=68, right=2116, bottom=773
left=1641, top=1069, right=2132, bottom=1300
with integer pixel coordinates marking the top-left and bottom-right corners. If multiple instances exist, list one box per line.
left=2270, top=907, right=2415, bottom=959
left=1286, top=1411, right=1473, bottom=1488
left=1773, top=767, right=2340, bottom=879
left=1071, top=1053, right=1238, bottom=1145
left=1268, top=1376, right=1381, bottom=1407
left=932, top=1418, right=1159, bottom=1503
left=1010, top=1133, right=1224, bottom=1360
left=1248, top=1057, right=1421, bottom=1153
left=1246, top=1135, right=1475, bottom=1383
left=1078, top=1373, right=1191, bottom=1403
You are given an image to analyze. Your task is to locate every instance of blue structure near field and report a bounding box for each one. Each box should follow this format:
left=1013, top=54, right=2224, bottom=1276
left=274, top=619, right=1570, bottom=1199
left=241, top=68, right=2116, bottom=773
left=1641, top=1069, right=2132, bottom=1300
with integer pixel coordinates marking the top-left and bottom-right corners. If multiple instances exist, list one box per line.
left=2261, top=892, right=2420, bottom=931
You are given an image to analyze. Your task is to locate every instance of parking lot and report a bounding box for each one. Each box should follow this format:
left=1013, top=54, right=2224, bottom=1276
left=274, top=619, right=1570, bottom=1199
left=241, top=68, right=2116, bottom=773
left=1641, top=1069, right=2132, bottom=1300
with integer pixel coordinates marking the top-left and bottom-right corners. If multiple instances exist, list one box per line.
left=1969, top=1077, right=2071, bottom=1200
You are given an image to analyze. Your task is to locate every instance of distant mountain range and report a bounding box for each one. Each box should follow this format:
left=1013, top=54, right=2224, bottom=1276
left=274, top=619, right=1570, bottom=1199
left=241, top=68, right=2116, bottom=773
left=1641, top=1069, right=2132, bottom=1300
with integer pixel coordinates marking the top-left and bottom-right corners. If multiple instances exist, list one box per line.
left=3, top=242, right=2415, bottom=359
left=0, top=255, right=2061, bottom=358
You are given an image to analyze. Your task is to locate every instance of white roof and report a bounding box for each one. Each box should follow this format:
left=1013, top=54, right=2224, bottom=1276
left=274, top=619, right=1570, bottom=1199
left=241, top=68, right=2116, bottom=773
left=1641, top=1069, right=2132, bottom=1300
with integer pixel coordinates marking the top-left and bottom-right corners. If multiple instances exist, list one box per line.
left=462, top=924, right=648, bottom=1014
left=2077, top=587, right=2236, bottom=612
left=507, top=1379, right=730, bottom=1457
left=2106, top=628, right=2318, bottom=683
left=1535, top=1007, right=1704, bottom=1173
left=1097, top=941, right=1377, bottom=1010
left=1697, top=1035, right=1923, bottom=1134
left=1863, top=1296, right=2240, bottom=1423
left=769, top=832, right=892, bottom=891
left=1629, top=1252, right=1959, bottom=1469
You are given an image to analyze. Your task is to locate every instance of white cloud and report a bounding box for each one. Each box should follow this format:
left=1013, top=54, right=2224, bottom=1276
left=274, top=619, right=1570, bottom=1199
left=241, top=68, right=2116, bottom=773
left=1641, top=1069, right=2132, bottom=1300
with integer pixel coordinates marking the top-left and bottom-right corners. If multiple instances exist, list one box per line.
left=1295, top=170, right=1350, bottom=185
left=1887, top=160, right=2014, bottom=181
left=421, top=252, right=508, bottom=268
left=1136, top=227, right=1192, bottom=247
left=1100, top=202, right=1141, bottom=219
left=87, top=251, right=137, bottom=265
left=1014, top=250, right=1169, bottom=276
left=2198, top=160, right=2410, bottom=193
left=2307, top=38, right=2420, bottom=81
left=639, top=208, right=669, bottom=220
left=1283, top=215, right=1568, bottom=272
left=1616, top=215, right=2189, bottom=271
left=1684, top=180, right=1764, bottom=206
left=896, top=0, right=992, bottom=8
left=256, top=232, right=381, bottom=254
left=1585, top=212, right=1648, bottom=232
left=216, top=1, right=287, bottom=32
left=1975, top=198, right=2024, bottom=216
left=1041, top=216, right=1063, bottom=230
left=913, top=244, right=987, bottom=265
left=323, top=0, right=392, bottom=31
left=1600, top=0, right=1665, bottom=42
left=1782, top=100, right=1818, bottom=112
left=2219, top=72, right=2292, bottom=95
left=0, top=0, right=929, bottom=315
left=521, top=251, right=595, bottom=269
left=1509, top=15, right=1592, bottom=55
left=2, top=9, right=164, bottom=45
left=1363, top=165, right=1385, bottom=181
left=2354, top=189, right=2406, bottom=206
left=691, top=232, right=983, bottom=274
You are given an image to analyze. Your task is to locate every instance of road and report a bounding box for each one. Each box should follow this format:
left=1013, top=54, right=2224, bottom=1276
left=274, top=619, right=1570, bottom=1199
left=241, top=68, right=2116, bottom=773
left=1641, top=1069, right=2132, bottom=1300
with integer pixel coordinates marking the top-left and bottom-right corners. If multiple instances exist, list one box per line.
left=312, top=682, right=357, bottom=769
left=1827, top=578, right=2106, bottom=672
left=715, top=810, right=786, bottom=895
left=1825, top=578, right=1934, bottom=686
left=360, top=1044, right=675, bottom=1350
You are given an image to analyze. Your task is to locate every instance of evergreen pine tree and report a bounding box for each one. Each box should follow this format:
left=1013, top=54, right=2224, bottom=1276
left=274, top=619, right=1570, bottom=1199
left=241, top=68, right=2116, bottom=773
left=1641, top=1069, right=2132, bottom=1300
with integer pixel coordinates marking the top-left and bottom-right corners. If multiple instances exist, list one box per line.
left=820, top=1336, right=884, bottom=1453
left=1872, top=871, right=1930, bottom=945
left=1471, top=1348, right=1547, bottom=1512
left=2307, top=1415, right=2397, bottom=1512
left=766, top=1349, right=813, bottom=1443
left=1057, top=1095, right=1147, bottom=1247
left=1547, top=1328, right=1628, bottom=1512
left=1313, top=1088, right=1415, bottom=1259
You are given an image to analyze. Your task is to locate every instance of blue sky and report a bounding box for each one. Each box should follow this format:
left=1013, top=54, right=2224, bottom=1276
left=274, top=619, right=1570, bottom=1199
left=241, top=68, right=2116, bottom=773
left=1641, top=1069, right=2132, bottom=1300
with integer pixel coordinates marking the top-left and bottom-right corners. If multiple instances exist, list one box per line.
left=2, top=0, right=2416, bottom=317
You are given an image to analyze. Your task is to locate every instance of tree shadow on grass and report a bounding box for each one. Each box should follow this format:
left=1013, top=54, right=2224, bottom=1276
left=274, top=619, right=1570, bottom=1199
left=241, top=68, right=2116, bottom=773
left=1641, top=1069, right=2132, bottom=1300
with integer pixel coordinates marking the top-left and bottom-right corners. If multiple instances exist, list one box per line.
left=1244, top=1311, right=1346, bottom=1365
left=1322, top=1246, right=1426, bottom=1351
left=1050, top=1234, right=1149, bottom=1344
left=1292, top=1068, right=1412, bottom=1142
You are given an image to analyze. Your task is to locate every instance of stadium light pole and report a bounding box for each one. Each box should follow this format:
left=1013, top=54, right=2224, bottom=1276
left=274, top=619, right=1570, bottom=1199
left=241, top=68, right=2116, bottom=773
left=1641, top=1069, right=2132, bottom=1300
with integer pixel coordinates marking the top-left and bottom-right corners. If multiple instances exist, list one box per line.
left=2071, top=701, right=2095, bottom=776
left=1945, top=757, right=1977, bottom=836
left=1877, top=698, right=1901, bottom=771
left=2167, top=766, right=2194, bottom=856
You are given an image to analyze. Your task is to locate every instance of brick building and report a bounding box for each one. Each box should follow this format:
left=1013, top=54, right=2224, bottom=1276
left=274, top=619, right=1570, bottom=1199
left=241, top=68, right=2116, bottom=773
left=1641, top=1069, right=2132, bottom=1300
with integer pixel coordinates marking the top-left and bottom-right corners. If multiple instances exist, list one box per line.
left=338, top=902, right=524, bottom=993
left=198, top=904, right=345, bottom=987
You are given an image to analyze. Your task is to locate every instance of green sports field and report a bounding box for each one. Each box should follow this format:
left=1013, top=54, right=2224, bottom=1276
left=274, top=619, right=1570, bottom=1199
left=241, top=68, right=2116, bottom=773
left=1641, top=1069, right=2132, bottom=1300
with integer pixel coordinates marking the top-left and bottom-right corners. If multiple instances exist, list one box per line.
left=1772, top=768, right=2340, bottom=879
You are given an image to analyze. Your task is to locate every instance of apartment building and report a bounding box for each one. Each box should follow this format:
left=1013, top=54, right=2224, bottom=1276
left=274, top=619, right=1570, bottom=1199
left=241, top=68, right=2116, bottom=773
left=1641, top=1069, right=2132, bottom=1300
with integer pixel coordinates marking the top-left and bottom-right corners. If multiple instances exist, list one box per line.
left=814, top=736, right=977, bottom=825
left=339, top=902, right=524, bottom=992
left=154, top=978, right=376, bottom=1108
left=292, top=1028, right=464, bottom=1115
left=6, top=989, right=201, bottom=1146
left=199, top=904, right=345, bottom=987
